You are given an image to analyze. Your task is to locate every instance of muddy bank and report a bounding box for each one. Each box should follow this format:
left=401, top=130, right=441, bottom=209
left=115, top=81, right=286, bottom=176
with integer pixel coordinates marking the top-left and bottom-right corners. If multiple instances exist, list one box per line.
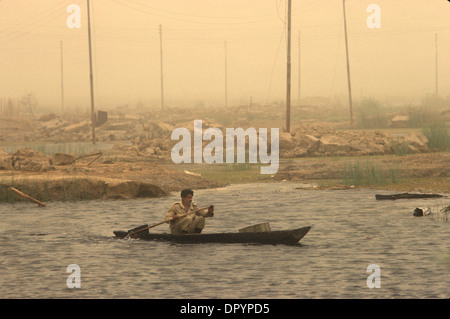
left=0, top=148, right=225, bottom=203
left=0, top=105, right=448, bottom=203
left=275, top=153, right=449, bottom=181
left=274, top=152, right=450, bottom=194
left=0, top=175, right=166, bottom=201
left=0, top=146, right=449, bottom=204
left=0, top=170, right=224, bottom=203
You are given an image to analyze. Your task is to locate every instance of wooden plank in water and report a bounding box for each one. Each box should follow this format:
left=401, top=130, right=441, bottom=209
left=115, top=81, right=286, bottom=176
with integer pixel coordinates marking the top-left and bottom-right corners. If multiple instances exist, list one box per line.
left=375, top=193, right=444, bottom=200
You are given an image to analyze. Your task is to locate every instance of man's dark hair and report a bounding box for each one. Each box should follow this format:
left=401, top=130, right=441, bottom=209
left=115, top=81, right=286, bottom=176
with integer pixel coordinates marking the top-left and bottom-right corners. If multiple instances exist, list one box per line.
left=181, top=189, right=194, bottom=198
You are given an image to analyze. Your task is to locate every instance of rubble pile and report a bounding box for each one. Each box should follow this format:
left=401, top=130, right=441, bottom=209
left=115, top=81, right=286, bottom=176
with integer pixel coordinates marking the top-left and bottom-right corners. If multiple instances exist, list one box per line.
left=0, top=108, right=438, bottom=167
left=279, top=126, right=431, bottom=158
left=0, top=147, right=13, bottom=170
left=11, top=148, right=54, bottom=172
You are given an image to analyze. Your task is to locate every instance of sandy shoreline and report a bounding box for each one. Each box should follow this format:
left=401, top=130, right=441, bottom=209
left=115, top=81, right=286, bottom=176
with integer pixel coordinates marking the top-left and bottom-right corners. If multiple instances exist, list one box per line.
left=1, top=104, right=449, bottom=203
left=0, top=151, right=448, bottom=204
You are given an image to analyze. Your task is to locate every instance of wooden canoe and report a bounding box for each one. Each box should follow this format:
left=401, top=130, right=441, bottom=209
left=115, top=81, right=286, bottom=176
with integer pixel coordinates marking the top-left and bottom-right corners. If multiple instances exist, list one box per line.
left=113, top=226, right=311, bottom=245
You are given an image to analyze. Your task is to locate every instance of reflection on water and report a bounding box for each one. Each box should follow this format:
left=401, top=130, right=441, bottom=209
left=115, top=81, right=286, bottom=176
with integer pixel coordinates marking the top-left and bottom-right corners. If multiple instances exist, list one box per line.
left=0, top=182, right=448, bottom=298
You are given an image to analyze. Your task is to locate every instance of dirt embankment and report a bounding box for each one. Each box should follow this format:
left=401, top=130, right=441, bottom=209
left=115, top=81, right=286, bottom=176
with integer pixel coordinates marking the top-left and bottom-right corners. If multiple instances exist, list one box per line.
left=279, top=126, right=431, bottom=157
left=275, top=153, right=449, bottom=193
left=0, top=106, right=448, bottom=202
left=1, top=145, right=448, bottom=202
left=0, top=147, right=224, bottom=201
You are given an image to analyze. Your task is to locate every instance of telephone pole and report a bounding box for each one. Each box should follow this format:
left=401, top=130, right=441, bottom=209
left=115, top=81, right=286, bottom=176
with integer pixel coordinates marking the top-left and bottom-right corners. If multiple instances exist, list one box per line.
left=343, top=0, right=354, bottom=127
left=435, top=33, right=438, bottom=97
left=225, top=40, right=228, bottom=108
left=159, top=24, right=164, bottom=110
left=298, top=30, right=301, bottom=107
left=60, top=40, right=64, bottom=112
left=87, top=0, right=96, bottom=144
left=285, top=0, right=292, bottom=133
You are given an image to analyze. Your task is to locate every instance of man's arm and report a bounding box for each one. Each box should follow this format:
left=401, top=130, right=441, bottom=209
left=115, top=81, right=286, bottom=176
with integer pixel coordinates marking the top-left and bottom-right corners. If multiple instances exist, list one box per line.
left=195, top=205, right=214, bottom=217
left=165, top=203, right=180, bottom=223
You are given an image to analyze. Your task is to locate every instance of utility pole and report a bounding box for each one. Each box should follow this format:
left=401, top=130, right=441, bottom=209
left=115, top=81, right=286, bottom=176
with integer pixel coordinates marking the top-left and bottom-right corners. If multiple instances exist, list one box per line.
left=225, top=40, right=228, bottom=108
left=435, top=33, right=438, bottom=97
left=343, top=0, right=354, bottom=127
left=87, top=0, right=96, bottom=144
left=285, top=0, right=292, bottom=133
left=159, top=24, right=164, bottom=110
left=298, top=30, right=301, bottom=107
left=60, top=40, right=64, bottom=112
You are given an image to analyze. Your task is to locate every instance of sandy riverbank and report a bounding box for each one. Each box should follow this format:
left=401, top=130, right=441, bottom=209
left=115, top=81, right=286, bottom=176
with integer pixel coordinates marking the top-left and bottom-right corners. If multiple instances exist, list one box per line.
left=0, top=151, right=448, bottom=203
left=0, top=103, right=449, bottom=203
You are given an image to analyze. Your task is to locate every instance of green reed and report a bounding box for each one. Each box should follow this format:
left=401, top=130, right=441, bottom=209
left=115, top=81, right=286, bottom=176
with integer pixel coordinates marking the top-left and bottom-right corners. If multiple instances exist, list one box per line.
left=343, top=160, right=406, bottom=186
left=422, top=121, right=450, bottom=151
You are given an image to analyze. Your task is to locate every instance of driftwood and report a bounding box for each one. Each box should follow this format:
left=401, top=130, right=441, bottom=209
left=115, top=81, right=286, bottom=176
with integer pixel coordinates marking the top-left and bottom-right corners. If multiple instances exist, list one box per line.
left=375, top=193, right=444, bottom=200
left=0, top=184, right=47, bottom=207
left=73, top=152, right=102, bottom=166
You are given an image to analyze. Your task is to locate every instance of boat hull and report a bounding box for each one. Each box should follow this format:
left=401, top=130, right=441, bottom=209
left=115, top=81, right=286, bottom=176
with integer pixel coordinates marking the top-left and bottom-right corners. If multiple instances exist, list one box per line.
left=113, top=226, right=311, bottom=245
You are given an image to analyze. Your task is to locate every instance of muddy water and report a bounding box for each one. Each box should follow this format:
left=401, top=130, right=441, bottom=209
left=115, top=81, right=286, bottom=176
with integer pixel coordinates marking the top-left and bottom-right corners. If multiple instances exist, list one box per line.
left=0, top=182, right=448, bottom=298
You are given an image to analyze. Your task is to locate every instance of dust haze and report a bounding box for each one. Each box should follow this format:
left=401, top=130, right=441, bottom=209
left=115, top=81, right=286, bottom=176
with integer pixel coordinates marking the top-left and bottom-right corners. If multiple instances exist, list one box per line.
left=1, top=0, right=449, bottom=111
left=1, top=1, right=450, bottom=302
left=0, top=0, right=450, bottom=200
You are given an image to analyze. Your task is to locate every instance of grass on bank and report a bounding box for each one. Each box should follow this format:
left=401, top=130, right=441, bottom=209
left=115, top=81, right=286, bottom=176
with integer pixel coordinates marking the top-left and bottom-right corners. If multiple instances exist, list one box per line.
left=423, top=121, right=450, bottom=151
left=178, top=159, right=406, bottom=187
left=342, top=160, right=407, bottom=187
left=182, top=155, right=448, bottom=193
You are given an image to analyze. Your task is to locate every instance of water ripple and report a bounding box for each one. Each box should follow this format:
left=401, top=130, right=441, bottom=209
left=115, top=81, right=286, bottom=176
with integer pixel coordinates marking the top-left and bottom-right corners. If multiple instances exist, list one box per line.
left=0, top=182, right=448, bottom=298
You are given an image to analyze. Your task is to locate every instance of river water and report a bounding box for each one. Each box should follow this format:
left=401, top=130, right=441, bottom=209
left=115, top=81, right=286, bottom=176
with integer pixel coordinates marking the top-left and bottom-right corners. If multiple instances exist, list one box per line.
left=0, top=182, right=448, bottom=299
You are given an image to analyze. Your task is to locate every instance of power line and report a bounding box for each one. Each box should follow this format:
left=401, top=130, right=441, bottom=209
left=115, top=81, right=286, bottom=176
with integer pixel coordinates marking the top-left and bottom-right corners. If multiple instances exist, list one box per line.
left=124, top=0, right=276, bottom=20
left=266, top=20, right=287, bottom=104
left=0, top=0, right=69, bottom=35
left=0, top=0, right=82, bottom=45
left=109, top=0, right=280, bottom=26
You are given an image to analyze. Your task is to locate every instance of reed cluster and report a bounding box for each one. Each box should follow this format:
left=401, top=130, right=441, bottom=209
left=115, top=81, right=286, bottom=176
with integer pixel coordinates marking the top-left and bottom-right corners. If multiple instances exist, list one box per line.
left=422, top=121, right=450, bottom=151
left=342, top=160, right=407, bottom=186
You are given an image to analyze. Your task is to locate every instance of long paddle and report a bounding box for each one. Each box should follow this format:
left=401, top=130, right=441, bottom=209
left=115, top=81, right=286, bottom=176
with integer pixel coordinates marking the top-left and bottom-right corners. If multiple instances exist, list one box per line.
left=128, top=206, right=210, bottom=238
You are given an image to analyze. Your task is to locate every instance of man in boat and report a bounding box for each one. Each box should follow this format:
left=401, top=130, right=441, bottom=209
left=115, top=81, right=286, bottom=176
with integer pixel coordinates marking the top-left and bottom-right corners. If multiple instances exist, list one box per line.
left=165, top=189, right=214, bottom=234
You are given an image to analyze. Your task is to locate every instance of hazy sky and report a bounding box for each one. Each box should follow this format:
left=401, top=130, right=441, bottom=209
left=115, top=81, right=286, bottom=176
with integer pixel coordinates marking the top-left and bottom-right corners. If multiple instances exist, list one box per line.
left=1, top=0, right=449, bottom=111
